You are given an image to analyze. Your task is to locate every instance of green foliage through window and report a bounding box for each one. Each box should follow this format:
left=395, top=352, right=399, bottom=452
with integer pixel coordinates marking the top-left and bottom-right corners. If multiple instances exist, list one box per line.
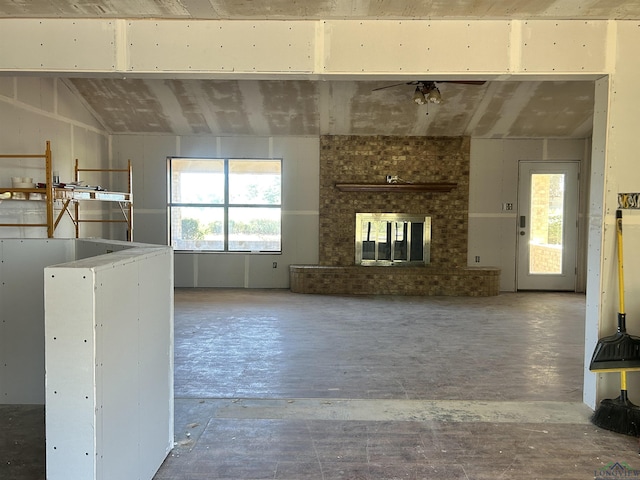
left=168, top=157, right=282, bottom=252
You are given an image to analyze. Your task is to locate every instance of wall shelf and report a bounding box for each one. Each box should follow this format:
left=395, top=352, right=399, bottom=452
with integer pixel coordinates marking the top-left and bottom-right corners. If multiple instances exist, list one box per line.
left=335, top=183, right=457, bottom=193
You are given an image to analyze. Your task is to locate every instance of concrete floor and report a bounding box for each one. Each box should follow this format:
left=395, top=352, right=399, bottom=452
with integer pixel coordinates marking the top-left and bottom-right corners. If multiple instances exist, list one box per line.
left=2, top=289, right=639, bottom=479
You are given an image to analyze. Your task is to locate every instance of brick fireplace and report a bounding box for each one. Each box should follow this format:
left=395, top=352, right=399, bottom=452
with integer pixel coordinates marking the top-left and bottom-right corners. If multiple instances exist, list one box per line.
left=290, top=135, right=499, bottom=296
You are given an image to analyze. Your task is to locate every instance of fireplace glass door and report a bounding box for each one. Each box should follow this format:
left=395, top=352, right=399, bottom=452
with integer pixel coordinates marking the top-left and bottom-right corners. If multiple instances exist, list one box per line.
left=356, top=213, right=431, bottom=266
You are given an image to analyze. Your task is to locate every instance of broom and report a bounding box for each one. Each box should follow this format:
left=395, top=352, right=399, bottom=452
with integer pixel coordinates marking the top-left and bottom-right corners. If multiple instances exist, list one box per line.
left=590, top=209, right=640, bottom=436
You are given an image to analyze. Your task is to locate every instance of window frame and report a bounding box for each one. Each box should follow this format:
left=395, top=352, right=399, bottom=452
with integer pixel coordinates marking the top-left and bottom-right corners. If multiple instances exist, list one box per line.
left=167, top=156, right=282, bottom=253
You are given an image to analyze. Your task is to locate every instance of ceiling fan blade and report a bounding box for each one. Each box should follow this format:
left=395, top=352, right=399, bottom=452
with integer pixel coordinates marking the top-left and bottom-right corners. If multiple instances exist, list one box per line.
left=371, top=82, right=416, bottom=92
left=372, top=80, right=486, bottom=92
left=437, top=80, right=486, bottom=85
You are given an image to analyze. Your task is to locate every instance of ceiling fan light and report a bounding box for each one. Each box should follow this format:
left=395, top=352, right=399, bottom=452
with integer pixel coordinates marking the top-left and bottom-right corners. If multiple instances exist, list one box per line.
left=413, top=87, right=426, bottom=105
left=426, top=86, right=442, bottom=104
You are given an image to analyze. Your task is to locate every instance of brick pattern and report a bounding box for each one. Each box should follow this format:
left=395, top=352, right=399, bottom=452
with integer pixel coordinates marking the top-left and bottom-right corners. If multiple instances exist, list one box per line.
left=290, top=266, right=501, bottom=296
left=319, top=135, right=470, bottom=267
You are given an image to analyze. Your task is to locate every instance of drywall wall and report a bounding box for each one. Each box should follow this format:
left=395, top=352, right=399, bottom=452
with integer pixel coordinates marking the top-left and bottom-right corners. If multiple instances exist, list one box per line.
left=0, top=77, right=113, bottom=240
left=0, top=239, right=73, bottom=403
left=469, top=138, right=590, bottom=292
left=0, top=238, right=170, bottom=406
left=44, top=240, right=173, bottom=480
left=110, top=134, right=320, bottom=288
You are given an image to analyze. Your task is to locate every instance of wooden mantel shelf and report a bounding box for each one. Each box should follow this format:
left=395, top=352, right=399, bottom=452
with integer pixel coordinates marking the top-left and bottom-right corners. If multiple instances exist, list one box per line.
left=335, top=183, right=457, bottom=193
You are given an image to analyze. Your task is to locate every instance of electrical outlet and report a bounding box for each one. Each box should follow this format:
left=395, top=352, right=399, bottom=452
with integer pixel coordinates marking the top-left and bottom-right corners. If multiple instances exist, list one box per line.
left=502, top=203, right=513, bottom=211
left=475, top=256, right=480, bottom=263
left=273, top=262, right=278, bottom=268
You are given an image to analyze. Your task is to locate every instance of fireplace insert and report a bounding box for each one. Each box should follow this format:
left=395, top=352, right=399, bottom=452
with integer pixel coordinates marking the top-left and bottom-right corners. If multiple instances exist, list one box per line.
left=355, top=213, right=431, bottom=266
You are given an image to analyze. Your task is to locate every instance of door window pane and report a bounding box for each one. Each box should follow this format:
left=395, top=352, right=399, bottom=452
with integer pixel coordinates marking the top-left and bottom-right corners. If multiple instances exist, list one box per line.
left=529, top=173, right=564, bottom=274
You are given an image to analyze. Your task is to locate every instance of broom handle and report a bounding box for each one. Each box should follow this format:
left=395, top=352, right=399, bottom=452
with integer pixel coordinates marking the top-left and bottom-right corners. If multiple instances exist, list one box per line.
left=617, top=209, right=626, bottom=332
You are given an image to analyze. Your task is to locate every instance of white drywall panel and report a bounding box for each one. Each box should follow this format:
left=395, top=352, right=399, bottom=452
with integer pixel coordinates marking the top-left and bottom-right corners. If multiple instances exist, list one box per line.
left=0, top=108, right=70, bottom=162
left=0, top=19, right=117, bottom=72
left=467, top=216, right=516, bottom=292
left=126, top=20, right=315, bottom=73
left=468, top=139, right=508, bottom=214
left=112, top=135, right=176, bottom=212
left=519, top=20, right=608, bottom=73
left=196, top=253, right=246, bottom=287
left=0, top=239, right=72, bottom=404
left=128, top=211, right=167, bottom=246
left=618, top=220, right=640, bottom=402
left=111, top=135, right=175, bottom=242
left=74, top=238, right=136, bottom=260
left=323, top=20, right=511, bottom=74
left=590, top=22, right=640, bottom=405
left=173, top=253, right=197, bottom=287
left=218, top=136, right=272, bottom=158
left=179, top=136, right=219, bottom=158
left=72, top=129, right=109, bottom=169
left=0, top=76, right=13, bottom=97
left=0, top=204, right=49, bottom=239
left=247, top=255, right=290, bottom=288
left=136, top=251, right=174, bottom=480
left=16, top=77, right=55, bottom=114
left=45, top=245, right=173, bottom=480
left=274, top=136, right=320, bottom=213
left=44, top=267, right=97, bottom=479
left=95, top=260, right=141, bottom=480
left=544, top=138, right=589, bottom=160
left=283, top=210, right=319, bottom=266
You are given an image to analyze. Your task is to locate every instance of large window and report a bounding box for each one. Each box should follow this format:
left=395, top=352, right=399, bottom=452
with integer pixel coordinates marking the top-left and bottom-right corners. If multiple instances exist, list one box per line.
left=168, top=157, right=282, bottom=252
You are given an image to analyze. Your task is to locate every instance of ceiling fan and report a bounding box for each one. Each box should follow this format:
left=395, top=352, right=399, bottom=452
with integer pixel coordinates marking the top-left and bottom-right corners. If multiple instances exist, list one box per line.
left=373, top=80, right=486, bottom=105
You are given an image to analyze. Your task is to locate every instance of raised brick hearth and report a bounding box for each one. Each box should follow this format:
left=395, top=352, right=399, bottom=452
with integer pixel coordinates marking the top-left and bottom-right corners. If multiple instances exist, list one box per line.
left=290, top=265, right=500, bottom=296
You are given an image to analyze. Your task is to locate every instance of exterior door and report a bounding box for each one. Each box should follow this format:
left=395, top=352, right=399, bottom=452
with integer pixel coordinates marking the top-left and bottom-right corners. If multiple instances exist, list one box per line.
left=516, top=161, right=579, bottom=291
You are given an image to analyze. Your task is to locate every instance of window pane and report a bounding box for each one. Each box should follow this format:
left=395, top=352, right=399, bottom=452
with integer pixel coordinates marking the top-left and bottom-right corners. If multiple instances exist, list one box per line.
left=229, top=160, right=281, bottom=205
left=170, top=206, right=224, bottom=251
left=529, top=173, right=564, bottom=274
left=228, top=207, right=281, bottom=251
left=171, top=159, right=224, bottom=204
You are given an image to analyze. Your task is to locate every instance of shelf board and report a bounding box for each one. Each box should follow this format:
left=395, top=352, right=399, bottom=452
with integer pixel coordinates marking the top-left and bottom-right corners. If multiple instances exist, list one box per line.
left=335, top=183, right=457, bottom=193
left=0, top=187, right=43, bottom=193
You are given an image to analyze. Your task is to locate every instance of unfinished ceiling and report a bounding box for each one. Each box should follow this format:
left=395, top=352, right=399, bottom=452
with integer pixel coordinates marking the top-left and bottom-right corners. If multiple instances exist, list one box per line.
left=1, top=0, right=639, bottom=20
left=2, top=0, right=626, bottom=138
left=65, top=78, right=595, bottom=138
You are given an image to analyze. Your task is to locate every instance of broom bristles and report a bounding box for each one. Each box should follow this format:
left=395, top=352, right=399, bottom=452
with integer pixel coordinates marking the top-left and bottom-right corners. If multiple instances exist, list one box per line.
left=592, top=393, right=640, bottom=437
